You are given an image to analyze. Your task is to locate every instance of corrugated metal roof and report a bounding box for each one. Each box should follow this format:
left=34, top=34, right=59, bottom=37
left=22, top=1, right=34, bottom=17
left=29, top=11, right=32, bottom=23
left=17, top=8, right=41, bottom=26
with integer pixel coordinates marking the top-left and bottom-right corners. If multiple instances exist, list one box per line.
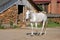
left=0, top=0, right=28, bottom=13
left=0, top=0, right=17, bottom=13
left=0, top=0, right=10, bottom=6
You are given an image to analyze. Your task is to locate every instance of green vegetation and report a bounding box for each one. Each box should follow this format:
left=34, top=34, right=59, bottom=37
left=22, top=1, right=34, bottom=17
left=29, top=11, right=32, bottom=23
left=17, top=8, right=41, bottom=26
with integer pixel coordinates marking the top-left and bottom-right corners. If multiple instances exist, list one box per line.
left=37, top=5, right=43, bottom=11
left=0, top=25, right=4, bottom=29
left=28, top=19, right=60, bottom=28
left=0, top=19, right=60, bottom=29
left=47, top=19, right=60, bottom=28
left=0, top=19, right=4, bottom=29
left=10, top=20, right=13, bottom=28
left=13, top=25, right=18, bottom=29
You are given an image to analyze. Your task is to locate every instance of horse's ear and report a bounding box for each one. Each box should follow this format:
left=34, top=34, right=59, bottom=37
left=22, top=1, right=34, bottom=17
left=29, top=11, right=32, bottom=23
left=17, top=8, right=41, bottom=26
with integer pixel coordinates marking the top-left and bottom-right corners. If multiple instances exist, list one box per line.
left=34, top=10, right=39, bottom=13
left=26, top=8, right=29, bottom=10
left=42, top=11, right=46, bottom=14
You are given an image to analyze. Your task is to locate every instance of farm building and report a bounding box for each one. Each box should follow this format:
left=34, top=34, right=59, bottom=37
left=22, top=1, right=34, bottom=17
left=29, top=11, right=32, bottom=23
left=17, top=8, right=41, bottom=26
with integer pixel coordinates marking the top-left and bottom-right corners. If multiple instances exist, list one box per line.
left=0, top=0, right=60, bottom=28
left=33, top=0, right=60, bottom=24
left=33, top=0, right=60, bottom=14
left=0, top=0, right=41, bottom=28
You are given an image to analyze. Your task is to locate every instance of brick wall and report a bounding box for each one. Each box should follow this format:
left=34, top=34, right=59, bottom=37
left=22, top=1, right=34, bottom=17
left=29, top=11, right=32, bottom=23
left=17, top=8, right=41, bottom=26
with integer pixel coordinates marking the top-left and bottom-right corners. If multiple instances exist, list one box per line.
left=57, top=3, right=60, bottom=14
left=51, top=0, right=57, bottom=14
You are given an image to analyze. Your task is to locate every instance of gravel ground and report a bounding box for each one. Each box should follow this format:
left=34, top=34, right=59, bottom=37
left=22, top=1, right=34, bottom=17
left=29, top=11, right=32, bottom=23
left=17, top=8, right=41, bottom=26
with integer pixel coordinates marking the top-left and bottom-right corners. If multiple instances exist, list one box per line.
left=0, top=28, right=60, bottom=40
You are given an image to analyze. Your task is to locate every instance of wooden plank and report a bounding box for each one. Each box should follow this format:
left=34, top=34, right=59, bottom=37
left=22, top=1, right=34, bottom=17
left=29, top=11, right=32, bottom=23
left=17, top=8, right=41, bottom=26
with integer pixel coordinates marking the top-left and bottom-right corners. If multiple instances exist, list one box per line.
left=47, top=14, right=60, bottom=18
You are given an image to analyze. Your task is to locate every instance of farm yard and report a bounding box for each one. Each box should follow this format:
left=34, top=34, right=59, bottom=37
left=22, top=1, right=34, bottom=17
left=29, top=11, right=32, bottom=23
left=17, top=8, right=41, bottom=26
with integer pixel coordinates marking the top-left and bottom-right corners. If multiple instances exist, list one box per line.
left=0, top=28, right=60, bottom=40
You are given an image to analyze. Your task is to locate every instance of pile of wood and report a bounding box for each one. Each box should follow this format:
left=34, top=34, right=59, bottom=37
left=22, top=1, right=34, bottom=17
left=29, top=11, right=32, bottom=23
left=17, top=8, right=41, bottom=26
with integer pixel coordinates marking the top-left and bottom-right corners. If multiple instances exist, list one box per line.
left=0, top=5, right=27, bottom=28
left=0, top=5, right=18, bottom=28
left=47, top=14, right=60, bottom=24
left=52, top=18, right=60, bottom=24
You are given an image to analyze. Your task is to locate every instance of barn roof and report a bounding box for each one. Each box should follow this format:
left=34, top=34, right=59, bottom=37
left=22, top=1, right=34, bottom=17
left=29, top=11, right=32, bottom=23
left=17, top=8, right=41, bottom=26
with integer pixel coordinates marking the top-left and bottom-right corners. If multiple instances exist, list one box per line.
left=0, top=0, right=60, bottom=13
left=33, top=0, right=50, bottom=2
left=33, top=0, right=60, bottom=2
left=0, top=0, right=17, bottom=13
left=33, top=0, right=60, bottom=4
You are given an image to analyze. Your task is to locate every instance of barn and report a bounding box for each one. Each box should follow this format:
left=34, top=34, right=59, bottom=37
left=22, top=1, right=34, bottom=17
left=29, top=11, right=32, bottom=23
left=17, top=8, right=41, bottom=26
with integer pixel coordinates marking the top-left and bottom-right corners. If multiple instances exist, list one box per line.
left=33, top=0, right=60, bottom=24
left=33, top=0, right=60, bottom=14
left=0, top=0, right=41, bottom=28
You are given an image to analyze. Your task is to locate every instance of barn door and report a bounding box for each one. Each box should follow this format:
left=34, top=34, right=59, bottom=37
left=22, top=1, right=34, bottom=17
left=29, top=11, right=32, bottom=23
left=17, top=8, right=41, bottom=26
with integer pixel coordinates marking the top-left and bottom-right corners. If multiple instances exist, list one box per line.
left=18, top=5, right=24, bottom=14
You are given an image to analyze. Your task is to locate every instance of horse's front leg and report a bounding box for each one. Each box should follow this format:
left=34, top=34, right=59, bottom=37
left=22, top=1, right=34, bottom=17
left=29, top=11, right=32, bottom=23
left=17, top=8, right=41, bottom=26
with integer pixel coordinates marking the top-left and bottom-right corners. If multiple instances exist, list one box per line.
left=40, top=21, right=46, bottom=35
left=31, top=23, right=34, bottom=35
left=35, top=23, right=38, bottom=33
left=35, top=23, right=40, bottom=35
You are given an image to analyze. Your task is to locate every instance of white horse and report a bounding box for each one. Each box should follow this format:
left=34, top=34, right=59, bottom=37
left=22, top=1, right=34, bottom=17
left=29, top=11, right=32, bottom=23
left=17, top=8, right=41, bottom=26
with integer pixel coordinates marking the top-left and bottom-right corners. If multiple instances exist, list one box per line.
left=26, top=10, right=47, bottom=35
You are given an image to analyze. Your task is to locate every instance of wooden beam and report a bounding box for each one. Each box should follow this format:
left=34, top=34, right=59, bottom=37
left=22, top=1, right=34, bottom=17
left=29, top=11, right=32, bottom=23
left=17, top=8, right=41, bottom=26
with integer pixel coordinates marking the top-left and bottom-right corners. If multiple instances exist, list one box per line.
left=47, top=14, right=60, bottom=18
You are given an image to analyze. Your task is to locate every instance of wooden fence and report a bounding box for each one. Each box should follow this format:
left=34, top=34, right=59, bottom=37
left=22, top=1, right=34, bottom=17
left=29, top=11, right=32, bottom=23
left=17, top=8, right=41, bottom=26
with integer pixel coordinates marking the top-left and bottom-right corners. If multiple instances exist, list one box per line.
left=47, top=14, right=60, bottom=23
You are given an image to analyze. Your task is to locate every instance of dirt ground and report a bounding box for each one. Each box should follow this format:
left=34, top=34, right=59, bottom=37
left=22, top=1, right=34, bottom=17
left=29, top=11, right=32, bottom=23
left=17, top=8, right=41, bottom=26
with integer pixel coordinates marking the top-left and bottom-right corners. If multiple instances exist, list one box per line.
left=0, top=27, right=60, bottom=40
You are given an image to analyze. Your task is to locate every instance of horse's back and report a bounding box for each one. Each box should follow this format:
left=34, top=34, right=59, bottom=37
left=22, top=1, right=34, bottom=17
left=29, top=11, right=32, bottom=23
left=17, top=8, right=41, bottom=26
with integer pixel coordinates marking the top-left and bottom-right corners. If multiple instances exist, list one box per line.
left=37, top=12, right=47, bottom=20
left=30, top=12, right=47, bottom=22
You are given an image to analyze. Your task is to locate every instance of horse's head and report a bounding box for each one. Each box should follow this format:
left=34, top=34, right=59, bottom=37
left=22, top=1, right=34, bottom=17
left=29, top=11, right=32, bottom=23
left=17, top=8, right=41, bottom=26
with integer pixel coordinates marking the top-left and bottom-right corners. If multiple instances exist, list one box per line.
left=25, top=10, right=31, bottom=21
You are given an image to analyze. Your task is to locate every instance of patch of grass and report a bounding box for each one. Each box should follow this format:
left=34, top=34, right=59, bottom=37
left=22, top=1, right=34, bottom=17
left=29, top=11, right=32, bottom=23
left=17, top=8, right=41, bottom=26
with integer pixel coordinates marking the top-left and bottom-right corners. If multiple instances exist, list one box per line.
left=12, top=25, right=18, bottom=29
left=47, top=20, right=60, bottom=28
left=28, top=20, right=60, bottom=28
left=0, top=26, right=5, bottom=29
left=10, top=21, right=13, bottom=28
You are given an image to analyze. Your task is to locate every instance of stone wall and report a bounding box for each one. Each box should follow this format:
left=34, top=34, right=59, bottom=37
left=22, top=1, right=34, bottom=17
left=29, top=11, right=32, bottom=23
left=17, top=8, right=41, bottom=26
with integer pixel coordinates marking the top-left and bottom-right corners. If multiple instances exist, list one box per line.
left=0, top=5, right=18, bottom=28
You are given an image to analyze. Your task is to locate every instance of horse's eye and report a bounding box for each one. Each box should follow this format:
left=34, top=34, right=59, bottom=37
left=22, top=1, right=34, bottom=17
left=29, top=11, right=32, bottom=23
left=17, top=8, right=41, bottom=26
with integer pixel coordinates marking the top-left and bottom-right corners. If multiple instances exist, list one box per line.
left=28, top=14, right=30, bottom=15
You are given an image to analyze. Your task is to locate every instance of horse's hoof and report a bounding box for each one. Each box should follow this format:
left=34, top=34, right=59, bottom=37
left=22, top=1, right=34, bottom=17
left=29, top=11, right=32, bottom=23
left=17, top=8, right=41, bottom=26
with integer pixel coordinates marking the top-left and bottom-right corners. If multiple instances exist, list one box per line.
left=33, top=33, right=37, bottom=35
left=33, top=33, right=40, bottom=36
left=26, top=33, right=31, bottom=35
left=42, top=33, right=45, bottom=35
left=37, top=33, right=40, bottom=36
left=35, top=33, right=40, bottom=36
left=40, top=33, right=45, bottom=35
left=30, top=34, right=34, bottom=36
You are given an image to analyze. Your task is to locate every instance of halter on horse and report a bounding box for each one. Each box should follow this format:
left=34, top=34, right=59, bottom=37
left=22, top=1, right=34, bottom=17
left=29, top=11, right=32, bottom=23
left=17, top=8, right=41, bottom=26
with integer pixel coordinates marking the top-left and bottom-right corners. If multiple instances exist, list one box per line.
left=26, top=10, right=47, bottom=35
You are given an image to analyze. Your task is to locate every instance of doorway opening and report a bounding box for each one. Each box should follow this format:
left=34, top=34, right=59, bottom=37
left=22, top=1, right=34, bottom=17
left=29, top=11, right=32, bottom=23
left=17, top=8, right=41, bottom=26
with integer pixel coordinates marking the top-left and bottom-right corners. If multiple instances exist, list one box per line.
left=18, top=5, right=24, bottom=14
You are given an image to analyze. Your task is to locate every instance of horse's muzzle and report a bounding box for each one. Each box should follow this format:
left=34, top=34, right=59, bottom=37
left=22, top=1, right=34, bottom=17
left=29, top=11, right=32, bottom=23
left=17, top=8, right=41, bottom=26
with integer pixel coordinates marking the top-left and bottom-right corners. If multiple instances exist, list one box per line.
left=26, top=19, right=28, bottom=21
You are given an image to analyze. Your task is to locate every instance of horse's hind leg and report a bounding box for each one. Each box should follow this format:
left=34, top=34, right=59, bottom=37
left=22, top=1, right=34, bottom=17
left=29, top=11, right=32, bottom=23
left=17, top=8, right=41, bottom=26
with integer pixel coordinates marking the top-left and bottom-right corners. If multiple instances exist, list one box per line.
left=43, top=21, right=48, bottom=35
left=30, top=23, right=34, bottom=36
left=40, top=21, right=46, bottom=35
left=34, top=23, right=38, bottom=35
left=35, top=23, right=38, bottom=32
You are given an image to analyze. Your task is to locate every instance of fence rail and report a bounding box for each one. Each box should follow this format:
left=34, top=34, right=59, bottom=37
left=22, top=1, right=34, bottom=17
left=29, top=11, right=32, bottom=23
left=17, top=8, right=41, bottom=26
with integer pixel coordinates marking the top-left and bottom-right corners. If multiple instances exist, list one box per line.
left=47, top=14, right=60, bottom=18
